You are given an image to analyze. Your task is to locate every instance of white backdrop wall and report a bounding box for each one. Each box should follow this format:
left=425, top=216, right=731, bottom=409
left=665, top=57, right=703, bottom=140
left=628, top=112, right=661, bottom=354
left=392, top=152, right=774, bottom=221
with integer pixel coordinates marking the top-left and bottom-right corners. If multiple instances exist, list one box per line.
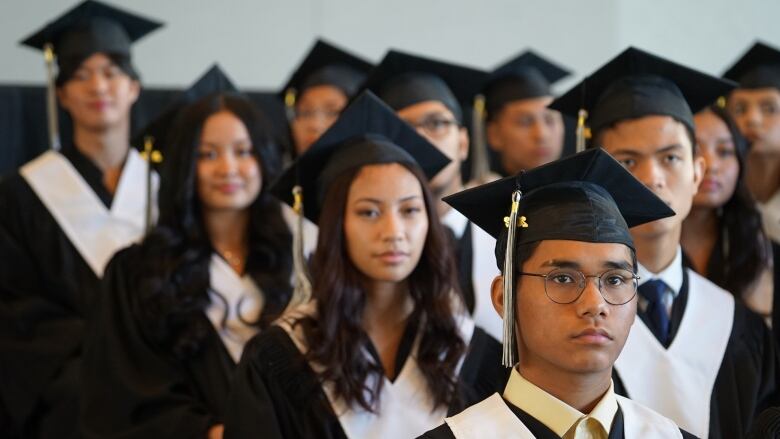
left=1, top=0, right=779, bottom=91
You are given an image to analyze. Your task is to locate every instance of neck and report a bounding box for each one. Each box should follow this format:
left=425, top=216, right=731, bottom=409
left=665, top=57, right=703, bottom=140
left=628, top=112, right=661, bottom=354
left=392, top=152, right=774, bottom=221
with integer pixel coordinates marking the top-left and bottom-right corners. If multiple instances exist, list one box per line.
left=633, top=226, right=680, bottom=274
left=518, top=363, right=611, bottom=414
left=204, top=209, right=250, bottom=265
left=72, top=121, right=131, bottom=172
left=681, top=206, right=719, bottom=275
left=363, top=280, right=413, bottom=329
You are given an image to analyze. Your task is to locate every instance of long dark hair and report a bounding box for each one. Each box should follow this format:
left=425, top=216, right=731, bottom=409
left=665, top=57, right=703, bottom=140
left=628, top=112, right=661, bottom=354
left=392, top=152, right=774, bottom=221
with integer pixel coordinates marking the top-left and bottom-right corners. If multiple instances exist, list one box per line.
left=699, top=105, right=771, bottom=298
left=134, top=92, right=292, bottom=360
left=297, top=162, right=465, bottom=413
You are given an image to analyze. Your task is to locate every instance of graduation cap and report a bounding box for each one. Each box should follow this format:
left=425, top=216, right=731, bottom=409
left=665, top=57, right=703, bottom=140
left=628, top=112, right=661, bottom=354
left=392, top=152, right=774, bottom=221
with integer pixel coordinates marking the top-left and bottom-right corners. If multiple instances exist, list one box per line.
left=19, top=0, right=162, bottom=151
left=361, top=49, right=488, bottom=124
left=272, top=91, right=450, bottom=309
left=723, top=41, right=780, bottom=90
left=549, top=47, right=736, bottom=152
left=280, top=39, right=373, bottom=113
left=482, top=50, right=571, bottom=118
left=444, top=148, right=675, bottom=366
left=133, top=64, right=238, bottom=234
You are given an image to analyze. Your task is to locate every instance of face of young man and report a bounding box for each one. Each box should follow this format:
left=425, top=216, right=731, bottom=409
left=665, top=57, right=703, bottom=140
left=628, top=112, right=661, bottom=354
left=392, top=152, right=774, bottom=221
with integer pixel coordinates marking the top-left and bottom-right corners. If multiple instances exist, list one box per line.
left=597, top=115, right=704, bottom=241
left=487, top=96, right=565, bottom=174
left=396, top=100, right=469, bottom=199
left=492, top=239, right=637, bottom=376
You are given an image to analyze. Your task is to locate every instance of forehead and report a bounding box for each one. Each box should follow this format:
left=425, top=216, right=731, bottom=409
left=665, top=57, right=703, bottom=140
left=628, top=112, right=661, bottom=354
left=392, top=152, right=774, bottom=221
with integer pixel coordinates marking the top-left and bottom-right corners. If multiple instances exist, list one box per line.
left=298, top=84, right=347, bottom=106
left=729, top=87, right=780, bottom=102
left=348, top=163, right=423, bottom=200
left=498, top=95, right=554, bottom=116
left=598, top=115, right=691, bottom=153
left=201, top=111, right=248, bottom=139
left=525, top=239, right=633, bottom=266
left=74, top=52, right=117, bottom=70
left=396, top=100, right=455, bottom=120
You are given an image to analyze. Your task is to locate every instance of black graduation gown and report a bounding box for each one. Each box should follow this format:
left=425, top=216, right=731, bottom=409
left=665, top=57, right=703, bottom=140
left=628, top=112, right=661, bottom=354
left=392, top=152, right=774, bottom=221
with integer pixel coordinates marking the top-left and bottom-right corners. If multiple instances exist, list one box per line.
left=613, top=269, right=780, bottom=439
left=0, top=147, right=117, bottom=439
left=80, top=245, right=242, bottom=438
left=223, top=323, right=508, bottom=439
left=418, top=400, right=698, bottom=438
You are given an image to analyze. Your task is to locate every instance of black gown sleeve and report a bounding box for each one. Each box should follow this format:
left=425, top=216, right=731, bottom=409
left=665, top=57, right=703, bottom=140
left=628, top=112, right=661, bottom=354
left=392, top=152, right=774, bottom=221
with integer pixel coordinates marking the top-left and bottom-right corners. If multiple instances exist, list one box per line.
left=223, top=326, right=347, bottom=439
left=417, top=423, right=456, bottom=439
left=80, top=246, right=217, bottom=438
left=0, top=175, right=88, bottom=439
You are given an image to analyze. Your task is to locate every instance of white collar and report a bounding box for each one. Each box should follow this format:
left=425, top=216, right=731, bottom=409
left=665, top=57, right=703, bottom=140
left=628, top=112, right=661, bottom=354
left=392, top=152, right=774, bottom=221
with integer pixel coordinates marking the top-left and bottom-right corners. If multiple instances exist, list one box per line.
left=637, top=246, right=683, bottom=297
left=441, top=206, right=469, bottom=238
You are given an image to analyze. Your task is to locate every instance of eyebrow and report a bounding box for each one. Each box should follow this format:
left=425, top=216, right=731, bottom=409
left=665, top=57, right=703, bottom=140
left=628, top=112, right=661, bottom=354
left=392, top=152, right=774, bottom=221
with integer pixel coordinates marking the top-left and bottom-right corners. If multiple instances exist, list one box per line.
left=354, top=195, right=422, bottom=204
left=609, top=143, right=684, bottom=157
left=540, top=259, right=633, bottom=271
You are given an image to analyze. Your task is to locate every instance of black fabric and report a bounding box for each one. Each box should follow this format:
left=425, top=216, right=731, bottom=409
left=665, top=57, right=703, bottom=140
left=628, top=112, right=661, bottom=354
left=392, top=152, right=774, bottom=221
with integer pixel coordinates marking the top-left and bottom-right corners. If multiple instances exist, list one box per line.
left=746, top=407, right=780, bottom=439
left=80, top=245, right=238, bottom=438
left=773, top=241, right=780, bottom=347
left=614, top=266, right=780, bottom=439
left=447, top=223, right=475, bottom=315
left=0, top=172, right=100, bottom=438
left=723, top=41, right=780, bottom=90
left=223, top=324, right=507, bottom=439
left=363, top=312, right=420, bottom=383
left=0, top=84, right=290, bottom=176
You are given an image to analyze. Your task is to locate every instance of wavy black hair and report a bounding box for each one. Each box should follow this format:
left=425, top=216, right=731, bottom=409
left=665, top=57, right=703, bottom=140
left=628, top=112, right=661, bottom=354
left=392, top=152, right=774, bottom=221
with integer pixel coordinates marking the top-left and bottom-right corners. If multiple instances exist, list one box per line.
left=134, top=92, right=292, bottom=360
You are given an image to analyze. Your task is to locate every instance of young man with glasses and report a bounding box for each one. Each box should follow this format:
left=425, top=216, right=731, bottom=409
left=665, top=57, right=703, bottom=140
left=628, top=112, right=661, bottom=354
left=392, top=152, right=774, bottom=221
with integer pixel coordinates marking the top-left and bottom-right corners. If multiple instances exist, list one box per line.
left=362, top=50, right=506, bottom=341
left=551, top=47, right=780, bottom=439
left=421, top=148, right=693, bottom=438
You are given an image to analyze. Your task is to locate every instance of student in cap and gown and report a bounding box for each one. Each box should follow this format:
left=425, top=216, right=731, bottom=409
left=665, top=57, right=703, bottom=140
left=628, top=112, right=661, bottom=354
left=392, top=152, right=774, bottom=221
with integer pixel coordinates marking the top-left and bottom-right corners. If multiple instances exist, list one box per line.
left=479, top=50, right=571, bottom=178
left=420, top=148, right=694, bottom=438
left=80, top=67, right=292, bottom=439
left=551, top=46, right=780, bottom=439
left=361, top=50, right=504, bottom=341
left=0, top=2, right=161, bottom=437
left=222, top=92, right=507, bottom=439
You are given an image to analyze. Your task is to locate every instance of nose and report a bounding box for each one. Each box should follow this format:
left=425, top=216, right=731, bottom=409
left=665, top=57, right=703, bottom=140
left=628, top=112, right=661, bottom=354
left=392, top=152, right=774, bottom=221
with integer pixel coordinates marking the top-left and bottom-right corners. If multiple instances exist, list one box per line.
left=88, top=72, right=109, bottom=94
left=702, top=149, right=719, bottom=175
left=635, top=158, right=666, bottom=192
left=576, top=277, right=609, bottom=318
left=532, top=119, right=549, bottom=141
left=380, top=211, right=404, bottom=242
left=216, top=151, right=238, bottom=175
left=744, top=104, right=763, bottom=128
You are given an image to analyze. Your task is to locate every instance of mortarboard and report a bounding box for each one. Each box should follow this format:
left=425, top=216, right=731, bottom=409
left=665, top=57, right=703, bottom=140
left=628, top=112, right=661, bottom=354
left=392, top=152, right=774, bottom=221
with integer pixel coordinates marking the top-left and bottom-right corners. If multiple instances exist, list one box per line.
left=723, top=41, right=780, bottom=91
left=444, top=148, right=675, bottom=366
left=550, top=47, right=736, bottom=152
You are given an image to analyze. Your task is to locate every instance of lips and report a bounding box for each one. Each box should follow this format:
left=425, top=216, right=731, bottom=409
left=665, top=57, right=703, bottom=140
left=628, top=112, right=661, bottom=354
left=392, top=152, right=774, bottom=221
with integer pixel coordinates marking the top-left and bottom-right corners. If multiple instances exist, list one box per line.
left=215, top=183, right=243, bottom=194
left=88, top=100, right=111, bottom=111
left=699, top=178, right=722, bottom=192
left=374, top=251, right=410, bottom=264
left=572, top=327, right=613, bottom=345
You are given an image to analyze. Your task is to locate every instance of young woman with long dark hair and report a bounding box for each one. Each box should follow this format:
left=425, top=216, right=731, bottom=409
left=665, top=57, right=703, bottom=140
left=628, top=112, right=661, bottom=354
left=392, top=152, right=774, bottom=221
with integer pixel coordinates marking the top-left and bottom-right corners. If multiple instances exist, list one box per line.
left=80, top=90, right=292, bottom=439
left=224, top=93, right=506, bottom=439
left=681, top=105, right=773, bottom=319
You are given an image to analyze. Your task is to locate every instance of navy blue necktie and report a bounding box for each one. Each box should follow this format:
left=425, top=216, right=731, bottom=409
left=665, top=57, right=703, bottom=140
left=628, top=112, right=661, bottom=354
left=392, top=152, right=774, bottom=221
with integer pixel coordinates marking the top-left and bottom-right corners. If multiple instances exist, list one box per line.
left=639, top=279, right=671, bottom=345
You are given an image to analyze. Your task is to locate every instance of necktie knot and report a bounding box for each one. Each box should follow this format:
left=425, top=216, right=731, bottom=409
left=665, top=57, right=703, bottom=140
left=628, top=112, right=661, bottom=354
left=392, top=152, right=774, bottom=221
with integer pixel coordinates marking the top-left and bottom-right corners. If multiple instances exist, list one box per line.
left=638, top=279, right=671, bottom=346
left=639, top=279, right=668, bottom=303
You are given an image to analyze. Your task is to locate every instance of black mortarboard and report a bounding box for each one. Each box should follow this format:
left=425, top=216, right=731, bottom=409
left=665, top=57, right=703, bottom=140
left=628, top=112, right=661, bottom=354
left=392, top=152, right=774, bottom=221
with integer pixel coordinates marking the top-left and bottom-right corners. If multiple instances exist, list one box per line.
left=19, top=0, right=162, bottom=150
left=445, top=148, right=674, bottom=366
left=550, top=47, right=736, bottom=149
left=482, top=50, right=571, bottom=117
left=132, top=64, right=238, bottom=151
left=272, top=90, right=449, bottom=223
left=723, top=41, right=780, bottom=90
left=362, top=49, right=487, bottom=123
left=280, top=39, right=373, bottom=109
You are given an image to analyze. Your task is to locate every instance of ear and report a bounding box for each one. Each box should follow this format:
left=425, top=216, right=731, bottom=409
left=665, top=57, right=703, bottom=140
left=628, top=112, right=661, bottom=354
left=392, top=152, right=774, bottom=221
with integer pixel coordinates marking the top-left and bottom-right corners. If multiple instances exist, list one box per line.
left=491, top=274, right=504, bottom=317
left=458, top=126, right=469, bottom=162
left=692, top=152, right=705, bottom=193
left=486, top=121, right=503, bottom=152
left=56, top=87, right=70, bottom=111
left=127, top=79, right=141, bottom=106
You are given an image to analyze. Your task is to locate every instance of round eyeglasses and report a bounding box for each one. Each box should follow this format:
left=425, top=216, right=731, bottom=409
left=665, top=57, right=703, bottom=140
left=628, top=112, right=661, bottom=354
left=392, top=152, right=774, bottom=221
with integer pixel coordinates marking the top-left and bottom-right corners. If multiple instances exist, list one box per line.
left=517, top=268, right=639, bottom=305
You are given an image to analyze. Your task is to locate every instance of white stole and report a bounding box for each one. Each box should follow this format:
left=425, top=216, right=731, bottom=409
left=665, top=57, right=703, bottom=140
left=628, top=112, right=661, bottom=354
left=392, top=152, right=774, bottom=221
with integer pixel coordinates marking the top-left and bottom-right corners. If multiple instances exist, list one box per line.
left=20, top=149, right=158, bottom=277
left=205, top=254, right=264, bottom=363
left=278, top=303, right=476, bottom=439
left=443, top=393, right=682, bottom=439
left=614, top=269, right=734, bottom=438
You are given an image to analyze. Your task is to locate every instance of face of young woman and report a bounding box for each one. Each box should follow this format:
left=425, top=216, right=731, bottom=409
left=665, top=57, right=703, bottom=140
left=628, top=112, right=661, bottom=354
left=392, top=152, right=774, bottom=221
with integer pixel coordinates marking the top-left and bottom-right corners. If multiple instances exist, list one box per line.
left=291, top=85, right=348, bottom=155
left=343, top=163, right=429, bottom=284
left=728, top=87, right=780, bottom=151
left=57, top=52, right=140, bottom=131
left=692, top=110, right=740, bottom=209
left=196, top=110, right=262, bottom=213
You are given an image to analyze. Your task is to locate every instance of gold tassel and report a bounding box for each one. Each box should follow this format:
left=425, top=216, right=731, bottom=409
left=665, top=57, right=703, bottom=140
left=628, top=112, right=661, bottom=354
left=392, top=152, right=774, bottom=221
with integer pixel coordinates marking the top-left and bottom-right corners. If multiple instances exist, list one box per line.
left=286, top=185, right=313, bottom=311
left=44, top=43, right=60, bottom=151
left=469, top=94, right=491, bottom=183
left=140, top=136, right=163, bottom=234
left=575, top=109, right=589, bottom=153
left=284, top=88, right=297, bottom=122
left=716, top=96, right=727, bottom=109
left=501, top=190, right=523, bottom=367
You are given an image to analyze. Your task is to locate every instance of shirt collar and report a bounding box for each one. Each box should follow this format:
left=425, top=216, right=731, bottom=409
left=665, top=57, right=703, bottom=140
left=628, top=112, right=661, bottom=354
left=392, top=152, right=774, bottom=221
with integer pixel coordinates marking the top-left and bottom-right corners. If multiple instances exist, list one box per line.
left=636, top=246, right=683, bottom=297
left=502, top=367, right=618, bottom=437
left=441, top=205, right=469, bottom=237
